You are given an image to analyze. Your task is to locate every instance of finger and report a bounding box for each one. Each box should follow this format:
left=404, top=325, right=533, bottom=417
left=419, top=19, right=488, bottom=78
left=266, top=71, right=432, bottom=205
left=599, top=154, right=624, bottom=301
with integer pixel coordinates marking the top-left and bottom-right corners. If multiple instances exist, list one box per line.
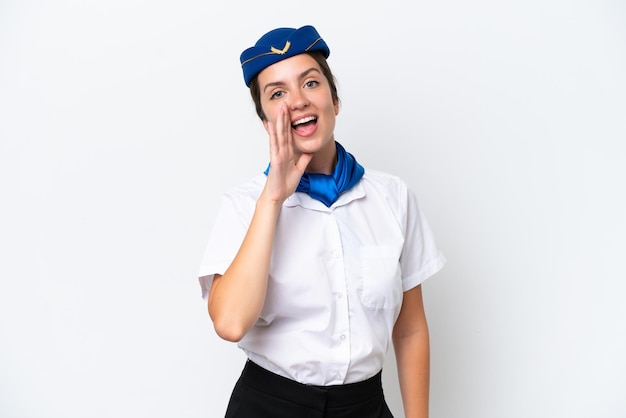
left=276, top=101, right=291, bottom=149
left=294, top=152, right=314, bottom=174
left=267, top=116, right=279, bottom=158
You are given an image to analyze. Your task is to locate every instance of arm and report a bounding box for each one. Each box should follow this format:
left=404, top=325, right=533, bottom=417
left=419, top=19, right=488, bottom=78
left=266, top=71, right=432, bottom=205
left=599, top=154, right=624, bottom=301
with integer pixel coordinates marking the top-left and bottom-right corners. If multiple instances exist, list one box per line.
left=392, top=285, right=430, bottom=418
left=208, top=102, right=312, bottom=342
left=207, top=194, right=282, bottom=342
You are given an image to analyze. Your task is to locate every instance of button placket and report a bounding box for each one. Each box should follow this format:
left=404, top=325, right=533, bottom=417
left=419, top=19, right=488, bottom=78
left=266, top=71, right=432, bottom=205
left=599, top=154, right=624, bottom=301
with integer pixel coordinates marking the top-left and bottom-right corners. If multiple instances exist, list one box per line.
left=325, top=213, right=351, bottom=384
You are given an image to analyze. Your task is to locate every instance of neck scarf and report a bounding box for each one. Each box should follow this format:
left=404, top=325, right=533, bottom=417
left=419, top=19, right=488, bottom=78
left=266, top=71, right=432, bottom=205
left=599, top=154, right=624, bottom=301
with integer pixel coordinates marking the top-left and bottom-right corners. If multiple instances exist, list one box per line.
left=264, top=141, right=364, bottom=207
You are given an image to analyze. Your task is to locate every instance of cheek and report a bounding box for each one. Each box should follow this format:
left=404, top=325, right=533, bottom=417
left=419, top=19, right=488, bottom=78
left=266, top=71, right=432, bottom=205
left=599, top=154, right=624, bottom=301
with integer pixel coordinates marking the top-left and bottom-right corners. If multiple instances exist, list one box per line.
left=261, top=101, right=279, bottom=122
left=326, top=99, right=338, bottom=117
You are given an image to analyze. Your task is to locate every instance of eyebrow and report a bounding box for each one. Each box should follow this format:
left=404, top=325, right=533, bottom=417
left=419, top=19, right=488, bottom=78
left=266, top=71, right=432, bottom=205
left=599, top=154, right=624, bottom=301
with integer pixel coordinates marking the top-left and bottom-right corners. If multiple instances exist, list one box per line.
left=263, top=67, right=322, bottom=93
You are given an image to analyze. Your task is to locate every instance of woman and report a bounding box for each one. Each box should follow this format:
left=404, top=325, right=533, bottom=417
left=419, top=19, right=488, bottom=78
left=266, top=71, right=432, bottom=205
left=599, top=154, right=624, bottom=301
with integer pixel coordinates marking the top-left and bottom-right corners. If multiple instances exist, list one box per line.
left=198, top=25, right=446, bottom=418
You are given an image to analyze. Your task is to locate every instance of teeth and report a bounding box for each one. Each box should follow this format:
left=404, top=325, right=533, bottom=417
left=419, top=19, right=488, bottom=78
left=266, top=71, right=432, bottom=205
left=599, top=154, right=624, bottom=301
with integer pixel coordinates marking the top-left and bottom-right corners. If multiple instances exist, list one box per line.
left=292, top=116, right=316, bottom=126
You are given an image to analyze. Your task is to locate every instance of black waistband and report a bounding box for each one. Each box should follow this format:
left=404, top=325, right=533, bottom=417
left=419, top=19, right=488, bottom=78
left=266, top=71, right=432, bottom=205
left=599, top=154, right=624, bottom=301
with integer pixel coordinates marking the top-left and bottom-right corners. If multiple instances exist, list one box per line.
left=238, top=360, right=384, bottom=409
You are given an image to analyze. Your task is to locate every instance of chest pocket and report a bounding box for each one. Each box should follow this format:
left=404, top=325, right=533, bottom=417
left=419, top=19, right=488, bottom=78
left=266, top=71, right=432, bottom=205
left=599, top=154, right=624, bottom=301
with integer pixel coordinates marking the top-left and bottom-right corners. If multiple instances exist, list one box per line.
left=358, top=245, right=403, bottom=310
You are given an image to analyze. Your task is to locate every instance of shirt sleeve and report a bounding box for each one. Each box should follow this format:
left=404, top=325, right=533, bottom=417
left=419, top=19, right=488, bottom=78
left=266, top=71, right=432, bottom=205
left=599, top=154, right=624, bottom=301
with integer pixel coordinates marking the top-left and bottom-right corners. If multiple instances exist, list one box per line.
left=399, top=185, right=447, bottom=292
left=197, top=192, right=255, bottom=299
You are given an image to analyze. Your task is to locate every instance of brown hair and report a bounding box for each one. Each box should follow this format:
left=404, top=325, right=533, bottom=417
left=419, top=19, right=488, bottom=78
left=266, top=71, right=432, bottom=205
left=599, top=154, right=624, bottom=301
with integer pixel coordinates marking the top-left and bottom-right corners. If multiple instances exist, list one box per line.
left=248, top=50, right=340, bottom=121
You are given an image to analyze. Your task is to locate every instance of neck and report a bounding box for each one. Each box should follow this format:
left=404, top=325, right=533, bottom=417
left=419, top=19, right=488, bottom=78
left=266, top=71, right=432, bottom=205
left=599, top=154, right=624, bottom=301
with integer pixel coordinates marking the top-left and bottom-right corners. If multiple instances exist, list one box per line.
left=304, top=139, right=337, bottom=175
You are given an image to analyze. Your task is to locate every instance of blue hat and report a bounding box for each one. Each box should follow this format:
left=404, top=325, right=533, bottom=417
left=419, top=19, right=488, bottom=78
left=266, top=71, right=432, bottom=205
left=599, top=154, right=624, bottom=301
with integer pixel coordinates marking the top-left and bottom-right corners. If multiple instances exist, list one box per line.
left=240, top=25, right=330, bottom=87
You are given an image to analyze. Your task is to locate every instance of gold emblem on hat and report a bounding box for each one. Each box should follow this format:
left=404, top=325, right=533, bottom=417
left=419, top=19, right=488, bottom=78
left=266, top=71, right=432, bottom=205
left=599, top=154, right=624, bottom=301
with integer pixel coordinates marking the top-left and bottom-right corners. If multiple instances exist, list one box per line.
left=270, top=41, right=291, bottom=55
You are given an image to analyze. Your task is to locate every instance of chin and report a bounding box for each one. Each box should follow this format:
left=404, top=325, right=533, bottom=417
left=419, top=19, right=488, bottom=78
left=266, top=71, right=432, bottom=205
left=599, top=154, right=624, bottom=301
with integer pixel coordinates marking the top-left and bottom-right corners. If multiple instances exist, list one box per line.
left=294, top=135, right=333, bottom=153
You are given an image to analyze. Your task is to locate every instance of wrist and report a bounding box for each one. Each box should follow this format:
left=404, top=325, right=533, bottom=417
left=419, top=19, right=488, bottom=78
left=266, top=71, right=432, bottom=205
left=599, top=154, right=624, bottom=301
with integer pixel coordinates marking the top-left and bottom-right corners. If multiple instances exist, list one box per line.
left=257, top=189, right=285, bottom=211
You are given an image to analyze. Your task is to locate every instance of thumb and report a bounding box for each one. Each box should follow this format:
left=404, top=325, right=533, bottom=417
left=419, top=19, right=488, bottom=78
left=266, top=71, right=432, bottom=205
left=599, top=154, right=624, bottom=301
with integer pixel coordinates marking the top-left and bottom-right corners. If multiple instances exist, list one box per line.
left=294, top=153, right=313, bottom=174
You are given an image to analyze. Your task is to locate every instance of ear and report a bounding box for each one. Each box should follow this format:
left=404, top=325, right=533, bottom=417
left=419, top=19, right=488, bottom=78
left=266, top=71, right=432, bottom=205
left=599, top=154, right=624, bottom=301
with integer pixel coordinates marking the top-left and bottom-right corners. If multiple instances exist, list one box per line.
left=262, top=119, right=270, bottom=133
left=334, top=99, right=339, bottom=116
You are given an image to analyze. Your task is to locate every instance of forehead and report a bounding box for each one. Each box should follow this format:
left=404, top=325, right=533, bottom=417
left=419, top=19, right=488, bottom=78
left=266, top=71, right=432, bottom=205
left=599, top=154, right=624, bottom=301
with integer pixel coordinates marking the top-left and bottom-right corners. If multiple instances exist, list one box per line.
left=257, top=53, right=322, bottom=86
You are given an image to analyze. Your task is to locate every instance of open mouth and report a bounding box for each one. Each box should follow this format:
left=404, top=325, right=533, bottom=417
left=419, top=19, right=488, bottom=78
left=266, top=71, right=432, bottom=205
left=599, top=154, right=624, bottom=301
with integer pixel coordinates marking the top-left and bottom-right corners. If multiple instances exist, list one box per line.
left=291, top=115, right=317, bottom=132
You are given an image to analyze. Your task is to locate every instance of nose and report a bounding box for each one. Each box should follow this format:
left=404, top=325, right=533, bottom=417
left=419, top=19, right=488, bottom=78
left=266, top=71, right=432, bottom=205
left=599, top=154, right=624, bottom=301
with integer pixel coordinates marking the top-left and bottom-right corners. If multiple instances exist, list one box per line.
left=288, top=89, right=309, bottom=110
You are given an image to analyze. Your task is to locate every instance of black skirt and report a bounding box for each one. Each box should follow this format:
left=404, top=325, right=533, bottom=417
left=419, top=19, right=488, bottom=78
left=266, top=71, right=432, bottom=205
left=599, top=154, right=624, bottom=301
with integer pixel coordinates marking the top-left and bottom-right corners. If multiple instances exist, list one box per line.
left=224, top=360, right=394, bottom=418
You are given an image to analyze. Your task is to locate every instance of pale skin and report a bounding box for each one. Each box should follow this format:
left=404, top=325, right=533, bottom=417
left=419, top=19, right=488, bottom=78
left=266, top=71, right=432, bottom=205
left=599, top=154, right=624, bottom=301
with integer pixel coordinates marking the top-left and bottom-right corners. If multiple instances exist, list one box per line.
left=208, top=53, right=430, bottom=418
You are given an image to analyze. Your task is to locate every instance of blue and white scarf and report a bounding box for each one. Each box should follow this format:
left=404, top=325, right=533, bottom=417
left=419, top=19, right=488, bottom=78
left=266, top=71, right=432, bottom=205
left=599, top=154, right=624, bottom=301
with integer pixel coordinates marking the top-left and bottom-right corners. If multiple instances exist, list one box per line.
left=264, top=141, right=364, bottom=207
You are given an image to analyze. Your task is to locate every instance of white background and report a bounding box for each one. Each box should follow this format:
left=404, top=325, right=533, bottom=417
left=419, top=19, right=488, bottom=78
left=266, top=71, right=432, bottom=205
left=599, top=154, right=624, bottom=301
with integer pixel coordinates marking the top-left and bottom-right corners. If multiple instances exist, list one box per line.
left=1, top=0, right=625, bottom=417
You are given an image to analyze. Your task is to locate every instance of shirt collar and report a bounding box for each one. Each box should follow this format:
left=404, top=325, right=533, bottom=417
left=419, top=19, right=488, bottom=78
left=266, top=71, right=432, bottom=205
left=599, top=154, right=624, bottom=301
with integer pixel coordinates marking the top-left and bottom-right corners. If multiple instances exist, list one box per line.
left=285, top=181, right=365, bottom=211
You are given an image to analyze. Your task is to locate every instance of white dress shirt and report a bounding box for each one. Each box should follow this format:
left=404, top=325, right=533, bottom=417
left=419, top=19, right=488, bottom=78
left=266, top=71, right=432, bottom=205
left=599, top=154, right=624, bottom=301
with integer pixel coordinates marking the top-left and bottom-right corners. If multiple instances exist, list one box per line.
left=198, top=169, right=446, bottom=385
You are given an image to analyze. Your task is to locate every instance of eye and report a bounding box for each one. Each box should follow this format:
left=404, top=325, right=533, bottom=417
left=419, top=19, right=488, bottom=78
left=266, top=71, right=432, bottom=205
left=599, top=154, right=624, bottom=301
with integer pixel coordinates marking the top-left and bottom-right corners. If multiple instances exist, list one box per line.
left=270, top=90, right=284, bottom=100
left=304, top=80, right=319, bottom=88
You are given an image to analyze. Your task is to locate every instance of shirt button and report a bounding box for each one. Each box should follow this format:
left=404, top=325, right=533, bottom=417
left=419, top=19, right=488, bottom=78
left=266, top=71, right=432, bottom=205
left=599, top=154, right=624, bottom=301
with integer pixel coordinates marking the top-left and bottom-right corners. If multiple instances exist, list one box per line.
left=332, top=250, right=340, bottom=258
left=340, top=334, right=346, bottom=341
left=335, top=292, right=343, bottom=299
